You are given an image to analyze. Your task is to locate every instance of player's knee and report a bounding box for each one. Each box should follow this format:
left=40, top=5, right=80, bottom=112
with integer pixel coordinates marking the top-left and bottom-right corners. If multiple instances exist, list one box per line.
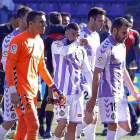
left=58, top=120, right=68, bottom=130
left=2, top=121, right=15, bottom=130
left=29, top=120, right=40, bottom=132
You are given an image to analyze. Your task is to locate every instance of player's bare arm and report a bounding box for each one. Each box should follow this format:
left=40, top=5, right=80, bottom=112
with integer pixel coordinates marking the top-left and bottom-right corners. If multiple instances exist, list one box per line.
left=86, top=67, right=103, bottom=113
left=124, top=68, right=140, bottom=102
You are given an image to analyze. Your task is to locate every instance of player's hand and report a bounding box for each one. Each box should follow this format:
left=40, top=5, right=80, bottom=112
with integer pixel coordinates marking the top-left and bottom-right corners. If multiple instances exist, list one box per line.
left=131, top=90, right=140, bottom=103
left=86, top=96, right=95, bottom=113
left=11, top=93, right=20, bottom=108
left=80, top=39, right=89, bottom=46
left=46, top=96, right=66, bottom=107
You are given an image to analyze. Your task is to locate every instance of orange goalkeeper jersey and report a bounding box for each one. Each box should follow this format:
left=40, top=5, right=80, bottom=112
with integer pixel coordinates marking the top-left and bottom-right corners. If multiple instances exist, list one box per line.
left=5, top=30, right=53, bottom=97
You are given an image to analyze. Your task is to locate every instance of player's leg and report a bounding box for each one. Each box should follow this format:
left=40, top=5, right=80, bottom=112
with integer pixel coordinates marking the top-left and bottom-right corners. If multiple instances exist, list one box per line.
left=116, top=96, right=131, bottom=139
left=23, top=111, right=39, bottom=140
left=65, top=123, right=77, bottom=140
left=0, top=87, right=18, bottom=140
left=43, top=85, right=54, bottom=138
left=84, top=112, right=98, bottom=140
left=14, top=115, right=27, bottom=140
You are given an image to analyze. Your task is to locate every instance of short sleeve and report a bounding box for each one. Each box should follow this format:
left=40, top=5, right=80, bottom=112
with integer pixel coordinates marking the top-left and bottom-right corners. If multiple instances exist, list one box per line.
left=95, top=45, right=108, bottom=69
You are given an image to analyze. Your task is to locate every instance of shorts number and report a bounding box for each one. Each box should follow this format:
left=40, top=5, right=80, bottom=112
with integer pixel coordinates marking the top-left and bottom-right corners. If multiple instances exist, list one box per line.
left=84, top=91, right=89, bottom=100
left=110, top=102, right=116, bottom=111
left=10, top=106, right=15, bottom=111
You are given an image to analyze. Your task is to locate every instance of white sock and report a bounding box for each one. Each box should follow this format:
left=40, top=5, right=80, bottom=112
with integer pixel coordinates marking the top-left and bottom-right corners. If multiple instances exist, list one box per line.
left=0, top=125, right=9, bottom=140
left=11, top=129, right=16, bottom=134
left=54, top=135, right=64, bottom=140
left=85, top=124, right=96, bottom=140
left=116, top=127, right=129, bottom=140
left=104, top=130, right=116, bottom=140
left=76, top=121, right=88, bottom=137
left=104, top=127, right=108, bottom=130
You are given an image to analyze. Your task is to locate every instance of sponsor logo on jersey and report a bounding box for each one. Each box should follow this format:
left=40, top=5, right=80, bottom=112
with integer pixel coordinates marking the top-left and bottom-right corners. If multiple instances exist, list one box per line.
left=111, top=113, right=116, bottom=120
left=77, top=114, right=82, bottom=117
left=11, top=112, right=16, bottom=119
left=97, top=56, right=103, bottom=64
left=59, top=110, right=65, bottom=116
left=26, top=103, right=31, bottom=109
left=57, top=44, right=61, bottom=48
left=10, top=44, right=18, bottom=54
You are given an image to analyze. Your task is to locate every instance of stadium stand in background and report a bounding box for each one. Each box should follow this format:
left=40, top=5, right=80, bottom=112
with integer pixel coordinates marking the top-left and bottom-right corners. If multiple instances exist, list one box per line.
left=1, top=0, right=140, bottom=32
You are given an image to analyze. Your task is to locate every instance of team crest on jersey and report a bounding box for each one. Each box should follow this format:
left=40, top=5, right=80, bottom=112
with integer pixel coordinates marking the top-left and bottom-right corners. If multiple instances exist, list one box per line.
left=2, top=51, right=8, bottom=57
left=59, top=110, right=65, bottom=116
left=10, top=44, right=18, bottom=54
left=26, top=103, right=31, bottom=109
left=57, top=44, right=61, bottom=48
left=97, top=56, right=103, bottom=64
left=111, top=113, right=116, bottom=120
left=129, top=35, right=133, bottom=39
left=77, top=114, right=82, bottom=117
left=11, top=112, right=16, bottom=119
left=76, top=52, right=83, bottom=60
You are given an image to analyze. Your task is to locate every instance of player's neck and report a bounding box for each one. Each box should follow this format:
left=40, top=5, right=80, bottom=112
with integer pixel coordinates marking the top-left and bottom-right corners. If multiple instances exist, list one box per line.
left=111, top=34, right=119, bottom=45
left=18, top=27, right=26, bottom=33
left=87, top=24, right=95, bottom=32
left=27, top=28, right=38, bottom=36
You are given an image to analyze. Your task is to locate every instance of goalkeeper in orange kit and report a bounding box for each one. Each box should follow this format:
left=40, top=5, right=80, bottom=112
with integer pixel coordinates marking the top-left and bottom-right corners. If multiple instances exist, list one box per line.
left=5, top=11, right=66, bottom=140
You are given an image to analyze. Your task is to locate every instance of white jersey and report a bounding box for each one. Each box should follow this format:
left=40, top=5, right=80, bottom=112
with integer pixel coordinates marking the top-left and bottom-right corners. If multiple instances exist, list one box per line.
left=1, top=28, right=19, bottom=88
left=80, top=27, right=100, bottom=71
left=95, top=36, right=126, bottom=98
left=51, top=39, right=92, bottom=96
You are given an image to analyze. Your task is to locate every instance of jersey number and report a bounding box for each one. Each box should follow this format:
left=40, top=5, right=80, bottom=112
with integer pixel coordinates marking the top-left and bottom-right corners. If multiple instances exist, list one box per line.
left=110, top=102, right=116, bottom=111
left=84, top=91, right=89, bottom=100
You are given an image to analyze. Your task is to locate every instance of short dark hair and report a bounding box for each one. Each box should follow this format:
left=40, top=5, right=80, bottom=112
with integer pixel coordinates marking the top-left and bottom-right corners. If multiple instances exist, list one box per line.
left=88, top=7, right=106, bottom=22
left=27, top=10, right=46, bottom=26
left=60, top=12, right=71, bottom=18
left=111, top=17, right=132, bottom=32
left=48, top=11, right=62, bottom=24
left=17, top=5, right=32, bottom=18
left=104, top=17, right=112, bottom=30
left=12, top=13, right=17, bottom=20
left=123, top=14, right=133, bottom=23
left=66, top=22, right=80, bottom=31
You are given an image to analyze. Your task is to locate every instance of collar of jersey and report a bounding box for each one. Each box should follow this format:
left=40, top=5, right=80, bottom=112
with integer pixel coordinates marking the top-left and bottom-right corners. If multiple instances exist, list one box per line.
left=108, top=35, right=116, bottom=45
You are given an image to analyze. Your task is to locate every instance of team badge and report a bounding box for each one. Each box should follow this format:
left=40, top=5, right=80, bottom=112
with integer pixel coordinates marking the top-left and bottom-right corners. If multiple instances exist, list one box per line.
left=11, top=112, right=16, bottom=119
left=111, top=113, right=116, bottom=120
left=97, top=56, right=103, bottom=64
left=59, top=110, right=65, bottom=116
left=129, top=35, right=133, bottom=39
left=26, top=103, right=31, bottom=109
left=3, top=51, right=7, bottom=57
left=10, top=44, right=18, bottom=54
left=77, top=114, right=82, bottom=117
left=57, top=44, right=61, bottom=48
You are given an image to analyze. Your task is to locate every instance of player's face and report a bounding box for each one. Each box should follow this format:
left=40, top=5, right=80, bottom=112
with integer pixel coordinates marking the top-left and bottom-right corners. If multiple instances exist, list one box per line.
left=115, top=25, right=130, bottom=43
left=11, top=18, right=19, bottom=29
left=62, top=16, right=70, bottom=25
left=32, top=15, right=46, bottom=34
left=65, top=28, right=80, bottom=44
left=92, top=14, right=105, bottom=32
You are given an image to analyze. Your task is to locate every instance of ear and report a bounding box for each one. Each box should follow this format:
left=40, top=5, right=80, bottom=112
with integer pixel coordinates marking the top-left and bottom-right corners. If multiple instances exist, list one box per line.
left=89, top=17, right=94, bottom=23
left=65, top=31, right=67, bottom=37
left=29, top=21, right=33, bottom=27
left=113, top=28, right=117, bottom=34
left=17, top=18, right=20, bottom=22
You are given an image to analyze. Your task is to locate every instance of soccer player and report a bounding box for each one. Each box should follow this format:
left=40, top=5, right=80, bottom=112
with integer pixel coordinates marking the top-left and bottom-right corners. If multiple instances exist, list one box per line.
left=0, top=5, right=32, bottom=140
left=76, top=7, right=105, bottom=140
left=123, top=14, right=140, bottom=136
left=5, top=11, right=66, bottom=140
left=51, top=22, right=92, bottom=140
left=60, top=12, right=71, bottom=25
left=39, top=12, right=65, bottom=138
left=87, top=17, right=140, bottom=140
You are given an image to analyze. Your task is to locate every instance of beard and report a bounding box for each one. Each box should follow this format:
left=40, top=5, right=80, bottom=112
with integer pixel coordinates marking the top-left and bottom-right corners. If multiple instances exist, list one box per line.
left=115, top=31, right=125, bottom=43
left=66, top=38, right=75, bottom=45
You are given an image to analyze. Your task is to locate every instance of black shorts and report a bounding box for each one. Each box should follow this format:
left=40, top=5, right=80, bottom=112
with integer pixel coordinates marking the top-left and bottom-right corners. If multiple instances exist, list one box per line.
left=0, top=66, right=5, bottom=96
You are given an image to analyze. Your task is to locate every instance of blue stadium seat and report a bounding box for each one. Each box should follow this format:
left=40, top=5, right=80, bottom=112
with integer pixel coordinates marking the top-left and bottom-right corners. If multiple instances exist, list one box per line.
left=20, top=0, right=35, bottom=1
left=70, top=18, right=80, bottom=24
left=118, top=0, right=133, bottom=1
left=60, top=3, right=75, bottom=15
left=27, top=3, right=41, bottom=11
left=109, top=4, right=125, bottom=16
left=43, top=3, right=59, bottom=15
left=101, top=0, right=116, bottom=1
left=76, top=3, right=91, bottom=16
left=12, top=3, right=22, bottom=15
left=95, top=3, right=108, bottom=14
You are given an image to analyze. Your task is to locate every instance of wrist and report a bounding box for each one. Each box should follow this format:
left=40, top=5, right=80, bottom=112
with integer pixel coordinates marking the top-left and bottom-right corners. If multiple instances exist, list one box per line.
left=9, top=86, right=17, bottom=94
